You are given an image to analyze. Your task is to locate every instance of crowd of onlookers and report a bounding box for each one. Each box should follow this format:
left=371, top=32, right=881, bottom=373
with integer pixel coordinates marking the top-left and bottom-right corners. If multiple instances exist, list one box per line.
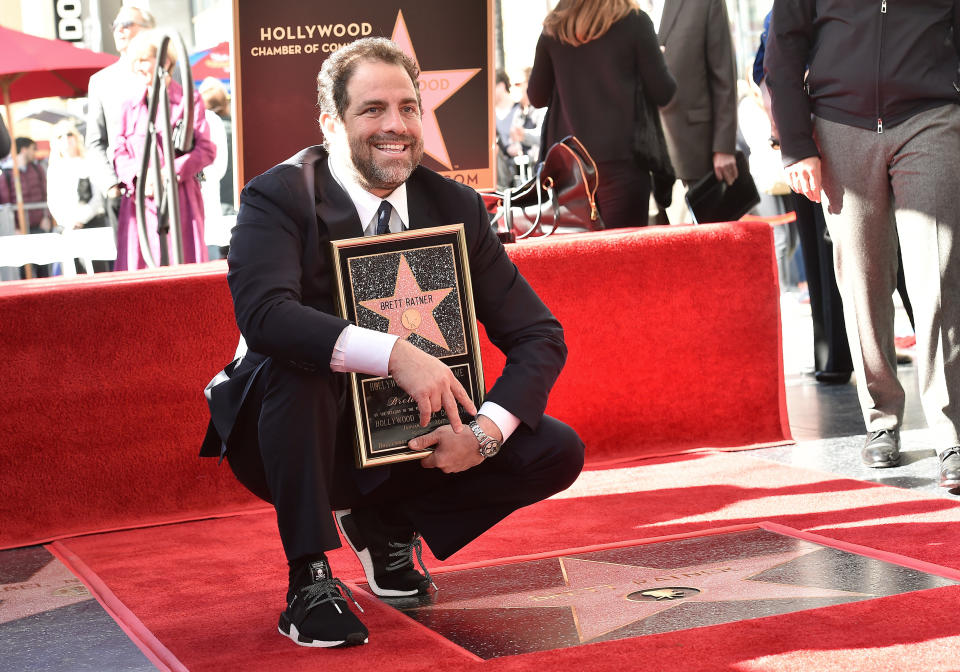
left=0, top=2, right=235, bottom=279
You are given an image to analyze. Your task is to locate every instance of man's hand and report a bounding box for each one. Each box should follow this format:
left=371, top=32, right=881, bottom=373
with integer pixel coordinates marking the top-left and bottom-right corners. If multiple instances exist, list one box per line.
left=410, top=415, right=502, bottom=473
left=107, top=184, right=122, bottom=199
left=388, top=338, right=477, bottom=431
left=39, top=216, right=52, bottom=232
left=786, top=156, right=821, bottom=203
left=713, top=152, right=739, bottom=185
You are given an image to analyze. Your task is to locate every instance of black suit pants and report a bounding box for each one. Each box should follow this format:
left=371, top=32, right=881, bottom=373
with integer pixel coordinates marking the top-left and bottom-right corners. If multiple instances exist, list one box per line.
left=792, top=194, right=852, bottom=375
left=226, top=358, right=585, bottom=563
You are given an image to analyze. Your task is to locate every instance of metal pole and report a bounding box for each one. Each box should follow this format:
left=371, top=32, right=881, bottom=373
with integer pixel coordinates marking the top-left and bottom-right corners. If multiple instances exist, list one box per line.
left=134, top=30, right=193, bottom=268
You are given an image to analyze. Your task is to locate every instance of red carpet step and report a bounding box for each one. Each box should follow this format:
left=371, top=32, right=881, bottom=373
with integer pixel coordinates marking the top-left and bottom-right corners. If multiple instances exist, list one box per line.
left=1, top=222, right=789, bottom=549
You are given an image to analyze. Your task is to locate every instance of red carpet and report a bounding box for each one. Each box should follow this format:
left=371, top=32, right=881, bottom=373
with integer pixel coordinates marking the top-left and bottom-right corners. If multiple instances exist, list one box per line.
left=53, top=452, right=960, bottom=671
left=1, top=222, right=790, bottom=550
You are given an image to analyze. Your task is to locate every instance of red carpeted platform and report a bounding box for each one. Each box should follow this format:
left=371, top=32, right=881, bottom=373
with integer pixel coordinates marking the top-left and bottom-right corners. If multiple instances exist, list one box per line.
left=0, top=221, right=790, bottom=549
left=52, top=451, right=960, bottom=672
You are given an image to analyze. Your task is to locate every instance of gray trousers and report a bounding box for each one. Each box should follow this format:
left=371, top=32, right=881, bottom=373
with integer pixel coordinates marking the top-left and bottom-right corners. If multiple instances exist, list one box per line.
left=815, top=105, right=960, bottom=450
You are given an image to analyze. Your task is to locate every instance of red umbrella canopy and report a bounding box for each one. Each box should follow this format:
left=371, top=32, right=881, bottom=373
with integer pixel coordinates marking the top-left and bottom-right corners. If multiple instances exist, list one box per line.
left=0, top=25, right=118, bottom=103
left=190, top=41, right=231, bottom=89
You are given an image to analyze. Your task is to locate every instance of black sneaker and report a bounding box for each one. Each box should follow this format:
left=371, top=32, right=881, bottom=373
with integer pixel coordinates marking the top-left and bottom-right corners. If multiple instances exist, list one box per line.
left=278, top=557, right=368, bottom=648
left=335, top=508, right=436, bottom=597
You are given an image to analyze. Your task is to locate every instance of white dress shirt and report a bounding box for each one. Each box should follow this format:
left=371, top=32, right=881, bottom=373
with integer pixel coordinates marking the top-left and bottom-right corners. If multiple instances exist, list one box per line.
left=326, top=159, right=519, bottom=441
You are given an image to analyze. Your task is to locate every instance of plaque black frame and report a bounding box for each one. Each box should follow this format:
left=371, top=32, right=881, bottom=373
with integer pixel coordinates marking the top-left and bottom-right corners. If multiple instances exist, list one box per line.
left=330, top=224, right=485, bottom=467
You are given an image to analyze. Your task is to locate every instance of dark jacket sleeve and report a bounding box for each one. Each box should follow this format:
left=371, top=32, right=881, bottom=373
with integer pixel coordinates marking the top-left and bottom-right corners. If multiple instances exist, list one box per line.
left=462, top=191, right=567, bottom=429
left=705, top=0, right=738, bottom=155
left=635, top=10, right=676, bottom=106
left=227, top=167, right=348, bottom=366
left=526, top=33, right=555, bottom=110
left=764, top=0, right=820, bottom=166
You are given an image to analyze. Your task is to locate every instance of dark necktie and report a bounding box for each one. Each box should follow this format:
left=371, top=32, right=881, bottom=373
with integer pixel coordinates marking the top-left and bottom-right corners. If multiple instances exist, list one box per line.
left=375, top=200, right=393, bottom=235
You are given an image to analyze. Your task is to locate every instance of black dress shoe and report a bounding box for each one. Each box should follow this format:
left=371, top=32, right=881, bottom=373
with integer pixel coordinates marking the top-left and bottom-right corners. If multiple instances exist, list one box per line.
left=861, top=429, right=901, bottom=468
left=939, top=447, right=960, bottom=489
left=815, top=370, right=852, bottom=384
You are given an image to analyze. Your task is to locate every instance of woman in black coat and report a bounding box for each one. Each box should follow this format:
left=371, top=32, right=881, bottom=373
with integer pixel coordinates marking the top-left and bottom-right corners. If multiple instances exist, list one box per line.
left=528, top=0, right=676, bottom=228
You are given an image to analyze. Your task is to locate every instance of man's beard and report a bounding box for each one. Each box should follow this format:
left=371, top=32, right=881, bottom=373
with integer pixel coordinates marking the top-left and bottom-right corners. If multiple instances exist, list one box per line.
left=349, top=133, right=423, bottom=193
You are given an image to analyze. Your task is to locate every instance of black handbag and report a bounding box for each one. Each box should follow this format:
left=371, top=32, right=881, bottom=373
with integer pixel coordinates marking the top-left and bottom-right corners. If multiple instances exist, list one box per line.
left=491, top=135, right=605, bottom=240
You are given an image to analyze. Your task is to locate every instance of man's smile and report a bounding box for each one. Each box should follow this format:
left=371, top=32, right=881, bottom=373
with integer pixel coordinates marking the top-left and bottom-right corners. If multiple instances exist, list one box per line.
left=373, top=141, right=410, bottom=155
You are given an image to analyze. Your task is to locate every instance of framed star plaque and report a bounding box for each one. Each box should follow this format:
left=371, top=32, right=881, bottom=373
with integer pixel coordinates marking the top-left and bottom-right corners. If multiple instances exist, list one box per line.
left=330, top=224, right=485, bottom=467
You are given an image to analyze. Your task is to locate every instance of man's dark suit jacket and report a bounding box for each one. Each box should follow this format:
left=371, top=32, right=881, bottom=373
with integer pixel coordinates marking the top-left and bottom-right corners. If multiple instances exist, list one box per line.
left=657, top=0, right=738, bottom=182
left=202, top=146, right=566, bottom=459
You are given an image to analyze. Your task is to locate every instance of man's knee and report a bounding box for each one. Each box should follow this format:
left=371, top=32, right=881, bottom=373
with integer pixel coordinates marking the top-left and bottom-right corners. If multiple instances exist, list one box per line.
left=524, top=415, right=584, bottom=493
left=552, top=420, right=585, bottom=490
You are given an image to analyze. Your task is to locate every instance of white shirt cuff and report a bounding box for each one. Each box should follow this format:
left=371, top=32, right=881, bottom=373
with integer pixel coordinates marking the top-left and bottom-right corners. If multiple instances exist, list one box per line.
left=478, top=401, right=521, bottom=444
left=332, top=327, right=519, bottom=442
left=330, top=325, right=398, bottom=377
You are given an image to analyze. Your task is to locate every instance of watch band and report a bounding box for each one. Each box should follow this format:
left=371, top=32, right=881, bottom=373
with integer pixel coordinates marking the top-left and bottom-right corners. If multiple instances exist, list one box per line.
left=468, top=419, right=501, bottom=458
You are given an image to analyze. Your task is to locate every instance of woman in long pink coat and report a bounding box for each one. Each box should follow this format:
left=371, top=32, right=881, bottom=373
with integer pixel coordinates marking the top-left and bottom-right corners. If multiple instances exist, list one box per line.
left=113, top=30, right=215, bottom=270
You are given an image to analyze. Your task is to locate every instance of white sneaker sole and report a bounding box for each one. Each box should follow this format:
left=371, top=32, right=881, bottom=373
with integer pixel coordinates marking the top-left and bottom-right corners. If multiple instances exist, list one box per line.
left=278, top=620, right=368, bottom=648
left=334, top=508, right=420, bottom=598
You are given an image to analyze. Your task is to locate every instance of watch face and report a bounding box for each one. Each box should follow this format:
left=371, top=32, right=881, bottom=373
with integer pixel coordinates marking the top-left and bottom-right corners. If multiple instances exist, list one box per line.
left=480, top=441, right=501, bottom=458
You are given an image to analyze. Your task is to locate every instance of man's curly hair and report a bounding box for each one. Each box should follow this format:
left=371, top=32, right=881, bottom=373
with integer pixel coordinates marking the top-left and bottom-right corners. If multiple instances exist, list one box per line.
left=316, top=37, right=421, bottom=123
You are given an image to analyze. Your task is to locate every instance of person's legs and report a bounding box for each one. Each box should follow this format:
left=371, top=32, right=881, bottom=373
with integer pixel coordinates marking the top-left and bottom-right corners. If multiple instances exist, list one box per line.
left=225, top=358, right=369, bottom=647
left=795, top=194, right=852, bottom=379
left=365, top=415, right=584, bottom=561
left=256, top=361, right=355, bottom=561
left=816, top=116, right=903, bottom=467
left=594, top=160, right=651, bottom=229
left=887, top=105, right=960, bottom=458
left=816, top=116, right=903, bottom=432
left=813, top=203, right=853, bottom=376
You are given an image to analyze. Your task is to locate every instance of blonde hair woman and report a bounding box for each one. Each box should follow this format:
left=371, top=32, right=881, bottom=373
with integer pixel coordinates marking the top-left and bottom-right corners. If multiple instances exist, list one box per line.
left=46, top=121, right=106, bottom=232
left=528, top=0, right=676, bottom=228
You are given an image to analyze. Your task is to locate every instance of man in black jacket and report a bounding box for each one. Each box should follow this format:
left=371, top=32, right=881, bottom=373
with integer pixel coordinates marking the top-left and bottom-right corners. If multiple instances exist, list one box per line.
left=201, top=37, right=583, bottom=649
left=765, top=1, right=960, bottom=489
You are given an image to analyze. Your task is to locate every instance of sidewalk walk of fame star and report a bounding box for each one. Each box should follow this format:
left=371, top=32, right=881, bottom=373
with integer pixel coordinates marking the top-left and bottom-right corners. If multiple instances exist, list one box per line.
left=391, top=10, right=480, bottom=170
left=358, top=253, right=453, bottom=351
left=409, top=546, right=874, bottom=647
left=0, top=558, right=91, bottom=625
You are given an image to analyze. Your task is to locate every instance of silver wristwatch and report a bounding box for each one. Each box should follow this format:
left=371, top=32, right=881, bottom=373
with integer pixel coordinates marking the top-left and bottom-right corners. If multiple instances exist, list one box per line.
left=468, top=419, right=502, bottom=458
